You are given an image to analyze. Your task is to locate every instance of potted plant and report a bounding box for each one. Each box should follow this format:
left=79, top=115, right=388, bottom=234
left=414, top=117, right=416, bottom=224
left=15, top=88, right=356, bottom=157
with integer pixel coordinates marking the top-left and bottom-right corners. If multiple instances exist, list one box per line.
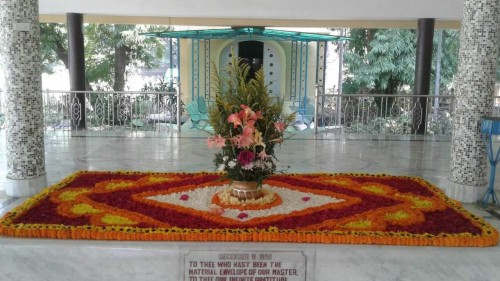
left=206, top=56, right=294, bottom=200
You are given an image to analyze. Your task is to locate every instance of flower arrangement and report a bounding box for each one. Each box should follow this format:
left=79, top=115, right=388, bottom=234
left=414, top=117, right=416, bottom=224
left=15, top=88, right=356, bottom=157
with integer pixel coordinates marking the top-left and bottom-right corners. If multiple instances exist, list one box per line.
left=206, top=57, right=294, bottom=184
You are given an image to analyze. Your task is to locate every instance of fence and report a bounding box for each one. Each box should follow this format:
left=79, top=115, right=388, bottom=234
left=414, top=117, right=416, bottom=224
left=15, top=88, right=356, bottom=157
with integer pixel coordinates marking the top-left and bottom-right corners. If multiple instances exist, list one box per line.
left=2, top=88, right=499, bottom=137
left=312, top=91, right=457, bottom=135
left=42, top=90, right=183, bottom=136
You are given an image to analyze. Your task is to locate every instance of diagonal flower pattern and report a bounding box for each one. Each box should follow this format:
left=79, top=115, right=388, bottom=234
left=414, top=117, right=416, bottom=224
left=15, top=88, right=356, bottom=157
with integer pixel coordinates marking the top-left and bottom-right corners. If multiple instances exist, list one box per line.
left=0, top=171, right=497, bottom=247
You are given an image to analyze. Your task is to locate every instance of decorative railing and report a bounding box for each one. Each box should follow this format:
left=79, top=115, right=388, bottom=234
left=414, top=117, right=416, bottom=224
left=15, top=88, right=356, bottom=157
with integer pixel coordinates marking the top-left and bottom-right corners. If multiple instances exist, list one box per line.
left=34, top=88, right=500, bottom=137
left=42, top=90, right=183, bottom=135
left=311, top=90, right=458, bottom=136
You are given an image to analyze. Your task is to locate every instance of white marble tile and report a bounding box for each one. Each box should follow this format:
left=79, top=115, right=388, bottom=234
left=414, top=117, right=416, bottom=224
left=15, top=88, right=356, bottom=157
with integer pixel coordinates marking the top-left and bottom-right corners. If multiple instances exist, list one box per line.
left=1, top=239, right=499, bottom=281
left=1, top=130, right=500, bottom=281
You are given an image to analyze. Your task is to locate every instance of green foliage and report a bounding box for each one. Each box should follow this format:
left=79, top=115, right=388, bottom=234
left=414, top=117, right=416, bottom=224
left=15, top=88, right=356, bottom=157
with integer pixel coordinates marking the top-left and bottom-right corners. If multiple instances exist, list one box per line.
left=342, top=28, right=460, bottom=95
left=40, top=23, right=68, bottom=73
left=141, top=78, right=185, bottom=117
left=431, top=30, right=460, bottom=88
left=343, top=29, right=417, bottom=95
left=40, top=23, right=169, bottom=90
left=85, top=24, right=168, bottom=91
left=208, top=56, right=294, bottom=182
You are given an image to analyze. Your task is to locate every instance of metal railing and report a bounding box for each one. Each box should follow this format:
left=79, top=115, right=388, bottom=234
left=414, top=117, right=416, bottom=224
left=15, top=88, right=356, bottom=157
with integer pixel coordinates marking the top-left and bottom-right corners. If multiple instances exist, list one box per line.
left=311, top=88, right=457, bottom=135
left=24, top=86, right=500, bottom=138
left=42, top=88, right=183, bottom=136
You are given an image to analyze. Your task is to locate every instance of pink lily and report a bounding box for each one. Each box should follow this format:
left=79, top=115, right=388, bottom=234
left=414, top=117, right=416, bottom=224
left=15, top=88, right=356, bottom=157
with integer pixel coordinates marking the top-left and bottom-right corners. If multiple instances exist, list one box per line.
left=237, top=126, right=255, bottom=148
left=274, top=121, right=287, bottom=132
left=228, top=113, right=242, bottom=128
left=246, top=120, right=256, bottom=129
left=213, top=134, right=226, bottom=148
left=239, top=104, right=260, bottom=122
left=206, top=135, right=226, bottom=149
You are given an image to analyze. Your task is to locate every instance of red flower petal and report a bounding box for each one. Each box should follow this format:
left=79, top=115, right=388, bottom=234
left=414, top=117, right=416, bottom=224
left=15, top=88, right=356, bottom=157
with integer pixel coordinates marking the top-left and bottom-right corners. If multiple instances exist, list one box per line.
left=237, top=213, right=248, bottom=219
left=179, top=194, right=189, bottom=201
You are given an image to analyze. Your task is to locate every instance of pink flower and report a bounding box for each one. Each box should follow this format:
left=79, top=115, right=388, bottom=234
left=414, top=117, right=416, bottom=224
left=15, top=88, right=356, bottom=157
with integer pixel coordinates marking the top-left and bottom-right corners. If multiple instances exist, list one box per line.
left=274, top=122, right=287, bottom=132
left=206, top=135, right=226, bottom=149
left=212, top=135, right=226, bottom=148
left=238, top=105, right=261, bottom=123
left=241, top=162, right=254, bottom=170
left=237, top=150, right=255, bottom=166
left=237, top=126, right=255, bottom=148
left=228, top=113, right=242, bottom=128
left=245, top=120, right=256, bottom=129
left=257, top=150, right=268, bottom=160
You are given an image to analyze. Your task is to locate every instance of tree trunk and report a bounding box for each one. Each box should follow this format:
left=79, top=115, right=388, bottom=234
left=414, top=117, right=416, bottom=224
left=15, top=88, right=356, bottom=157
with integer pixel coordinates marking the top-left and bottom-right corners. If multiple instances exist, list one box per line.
left=55, top=42, right=69, bottom=69
left=366, top=29, right=375, bottom=53
left=56, top=42, right=93, bottom=91
left=434, top=30, right=443, bottom=118
left=113, top=45, right=129, bottom=91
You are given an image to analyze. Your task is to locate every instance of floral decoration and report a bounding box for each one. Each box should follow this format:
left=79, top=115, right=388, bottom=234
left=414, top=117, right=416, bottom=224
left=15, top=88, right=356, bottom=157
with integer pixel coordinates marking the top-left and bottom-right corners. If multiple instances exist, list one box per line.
left=0, top=171, right=498, bottom=247
left=206, top=56, right=294, bottom=183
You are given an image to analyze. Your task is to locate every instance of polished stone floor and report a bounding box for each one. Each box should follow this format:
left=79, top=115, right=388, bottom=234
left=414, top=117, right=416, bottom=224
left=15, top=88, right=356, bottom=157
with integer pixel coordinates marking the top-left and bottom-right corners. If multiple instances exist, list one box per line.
left=1, top=129, right=500, bottom=281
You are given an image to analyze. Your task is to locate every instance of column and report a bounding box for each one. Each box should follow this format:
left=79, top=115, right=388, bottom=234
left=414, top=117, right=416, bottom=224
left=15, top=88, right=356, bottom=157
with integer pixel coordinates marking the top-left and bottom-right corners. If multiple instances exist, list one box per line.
left=0, top=0, right=47, bottom=196
left=448, top=0, right=500, bottom=202
left=413, top=18, right=435, bottom=134
left=67, top=13, right=87, bottom=130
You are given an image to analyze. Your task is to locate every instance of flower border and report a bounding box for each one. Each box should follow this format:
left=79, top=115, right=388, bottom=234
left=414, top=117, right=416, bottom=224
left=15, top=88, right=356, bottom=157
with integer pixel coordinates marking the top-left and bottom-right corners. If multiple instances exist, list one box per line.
left=0, top=171, right=498, bottom=247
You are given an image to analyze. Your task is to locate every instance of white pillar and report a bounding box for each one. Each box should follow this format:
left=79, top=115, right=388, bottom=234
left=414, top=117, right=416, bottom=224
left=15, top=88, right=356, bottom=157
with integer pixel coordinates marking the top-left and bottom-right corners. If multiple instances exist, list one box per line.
left=448, top=0, right=500, bottom=202
left=0, top=0, right=47, bottom=196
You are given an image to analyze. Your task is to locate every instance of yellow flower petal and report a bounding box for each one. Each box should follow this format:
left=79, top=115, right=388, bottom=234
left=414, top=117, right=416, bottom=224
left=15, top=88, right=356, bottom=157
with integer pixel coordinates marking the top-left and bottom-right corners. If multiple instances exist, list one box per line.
left=71, top=204, right=101, bottom=215
left=59, top=189, right=89, bottom=201
left=101, top=214, right=137, bottom=225
left=344, top=220, right=372, bottom=229
left=361, top=185, right=386, bottom=195
left=385, top=210, right=410, bottom=221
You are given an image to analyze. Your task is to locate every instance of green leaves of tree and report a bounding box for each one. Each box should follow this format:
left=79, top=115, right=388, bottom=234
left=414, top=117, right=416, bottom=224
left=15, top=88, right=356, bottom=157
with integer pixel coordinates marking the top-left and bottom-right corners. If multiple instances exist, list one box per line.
left=342, top=28, right=460, bottom=95
left=343, top=29, right=417, bottom=95
left=40, top=23, right=169, bottom=91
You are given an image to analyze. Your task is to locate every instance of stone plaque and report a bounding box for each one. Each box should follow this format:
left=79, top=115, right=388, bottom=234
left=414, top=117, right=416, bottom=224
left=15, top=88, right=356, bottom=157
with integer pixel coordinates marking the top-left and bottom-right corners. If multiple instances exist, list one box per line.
left=180, top=248, right=314, bottom=281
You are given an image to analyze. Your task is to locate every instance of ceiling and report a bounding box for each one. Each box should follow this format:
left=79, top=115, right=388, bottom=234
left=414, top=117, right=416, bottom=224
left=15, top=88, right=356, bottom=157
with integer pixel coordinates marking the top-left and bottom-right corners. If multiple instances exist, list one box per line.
left=39, top=0, right=465, bottom=28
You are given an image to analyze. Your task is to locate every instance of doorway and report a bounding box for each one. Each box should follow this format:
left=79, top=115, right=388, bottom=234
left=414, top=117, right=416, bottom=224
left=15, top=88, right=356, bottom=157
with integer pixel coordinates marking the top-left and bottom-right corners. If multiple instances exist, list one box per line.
left=238, top=41, right=264, bottom=81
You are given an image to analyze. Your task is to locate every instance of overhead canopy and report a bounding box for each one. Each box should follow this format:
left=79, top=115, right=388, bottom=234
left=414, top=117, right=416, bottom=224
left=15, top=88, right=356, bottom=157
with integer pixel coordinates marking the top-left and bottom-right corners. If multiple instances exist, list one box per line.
left=142, top=27, right=350, bottom=42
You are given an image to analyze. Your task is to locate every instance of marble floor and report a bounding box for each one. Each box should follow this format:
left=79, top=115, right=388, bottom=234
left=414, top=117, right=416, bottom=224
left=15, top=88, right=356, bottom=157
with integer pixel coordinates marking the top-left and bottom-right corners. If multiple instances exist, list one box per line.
left=1, top=129, right=500, bottom=281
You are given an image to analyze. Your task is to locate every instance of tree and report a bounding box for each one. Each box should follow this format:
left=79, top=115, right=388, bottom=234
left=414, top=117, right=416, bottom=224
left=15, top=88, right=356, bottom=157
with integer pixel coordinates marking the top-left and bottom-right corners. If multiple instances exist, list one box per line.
left=431, top=30, right=460, bottom=90
left=40, top=23, right=68, bottom=74
left=40, top=23, right=169, bottom=91
left=342, top=28, right=460, bottom=95
left=342, top=29, right=417, bottom=95
left=84, top=24, right=168, bottom=91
